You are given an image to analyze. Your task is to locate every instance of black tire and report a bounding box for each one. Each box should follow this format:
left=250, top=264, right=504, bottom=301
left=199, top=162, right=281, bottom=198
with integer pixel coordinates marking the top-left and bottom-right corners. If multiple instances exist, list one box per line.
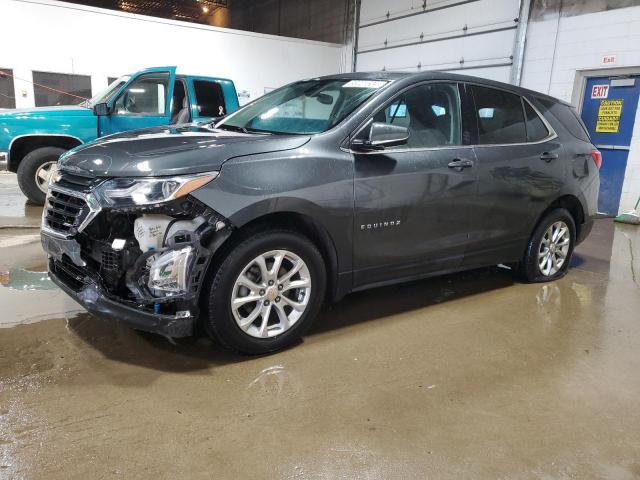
left=203, top=229, right=326, bottom=355
left=16, top=146, right=65, bottom=205
left=517, top=208, right=576, bottom=283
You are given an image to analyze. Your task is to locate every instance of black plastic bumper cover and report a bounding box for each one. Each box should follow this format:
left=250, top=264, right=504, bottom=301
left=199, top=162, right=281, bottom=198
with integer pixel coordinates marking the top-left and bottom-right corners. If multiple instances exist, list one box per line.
left=49, top=265, right=195, bottom=338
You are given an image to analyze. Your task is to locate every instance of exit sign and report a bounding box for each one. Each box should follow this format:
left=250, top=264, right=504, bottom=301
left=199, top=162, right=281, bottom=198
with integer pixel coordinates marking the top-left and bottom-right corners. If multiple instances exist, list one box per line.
left=602, top=54, right=617, bottom=65
left=591, top=84, right=609, bottom=99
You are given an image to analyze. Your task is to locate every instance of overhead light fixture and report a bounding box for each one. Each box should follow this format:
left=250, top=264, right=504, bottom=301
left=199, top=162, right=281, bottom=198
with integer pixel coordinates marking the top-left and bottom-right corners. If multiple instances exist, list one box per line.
left=202, top=5, right=209, bottom=13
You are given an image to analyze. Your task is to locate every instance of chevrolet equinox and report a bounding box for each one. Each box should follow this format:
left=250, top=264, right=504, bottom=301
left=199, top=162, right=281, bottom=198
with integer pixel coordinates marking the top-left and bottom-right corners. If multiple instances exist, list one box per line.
left=42, top=72, right=600, bottom=354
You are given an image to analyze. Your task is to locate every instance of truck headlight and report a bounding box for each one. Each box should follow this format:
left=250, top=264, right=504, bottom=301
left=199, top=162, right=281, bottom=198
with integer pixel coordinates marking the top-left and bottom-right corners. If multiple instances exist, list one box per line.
left=97, top=172, right=217, bottom=207
left=148, top=247, right=193, bottom=294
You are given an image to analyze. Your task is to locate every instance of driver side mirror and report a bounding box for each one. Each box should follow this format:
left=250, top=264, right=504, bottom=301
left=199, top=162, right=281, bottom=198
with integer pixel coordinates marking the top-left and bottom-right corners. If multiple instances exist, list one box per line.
left=352, top=122, right=410, bottom=150
left=93, top=102, right=111, bottom=116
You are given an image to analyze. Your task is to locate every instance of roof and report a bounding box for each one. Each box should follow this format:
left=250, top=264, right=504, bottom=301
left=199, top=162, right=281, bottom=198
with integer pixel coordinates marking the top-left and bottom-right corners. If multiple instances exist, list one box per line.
left=316, top=70, right=568, bottom=106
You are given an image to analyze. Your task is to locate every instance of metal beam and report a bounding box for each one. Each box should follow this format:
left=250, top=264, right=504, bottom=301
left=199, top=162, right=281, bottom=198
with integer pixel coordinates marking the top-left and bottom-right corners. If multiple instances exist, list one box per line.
left=359, top=0, right=481, bottom=29
left=510, top=0, right=532, bottom=85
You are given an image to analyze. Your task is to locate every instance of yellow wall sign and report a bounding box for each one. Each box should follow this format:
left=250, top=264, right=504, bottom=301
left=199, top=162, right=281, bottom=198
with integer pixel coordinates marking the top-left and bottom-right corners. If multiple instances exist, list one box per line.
left=595, top=99, right=623, bottom=133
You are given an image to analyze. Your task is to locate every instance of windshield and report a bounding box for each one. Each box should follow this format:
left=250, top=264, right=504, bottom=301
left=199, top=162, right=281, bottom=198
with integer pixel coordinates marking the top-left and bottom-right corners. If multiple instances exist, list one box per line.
left=217, top=78, right=389, bottom=134
left=83, top=76, right=130, bottom=107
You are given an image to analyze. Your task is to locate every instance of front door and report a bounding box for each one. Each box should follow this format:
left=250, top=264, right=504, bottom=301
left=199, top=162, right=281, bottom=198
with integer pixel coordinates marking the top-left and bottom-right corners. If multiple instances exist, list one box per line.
left=98, top=67, right=177, bottom=137
left=353, top=82, right=477, bottom=287
left=580, top=75, right=640, bottom=214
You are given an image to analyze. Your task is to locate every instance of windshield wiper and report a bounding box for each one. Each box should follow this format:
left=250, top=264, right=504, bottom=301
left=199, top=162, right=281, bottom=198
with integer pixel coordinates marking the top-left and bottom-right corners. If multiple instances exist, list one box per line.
left=216, top=124, right=249, bottom=134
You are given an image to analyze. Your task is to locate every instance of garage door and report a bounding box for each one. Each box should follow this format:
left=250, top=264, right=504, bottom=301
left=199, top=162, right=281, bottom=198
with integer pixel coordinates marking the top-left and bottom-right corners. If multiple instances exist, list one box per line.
left=355, top=0, right=520, bottom=82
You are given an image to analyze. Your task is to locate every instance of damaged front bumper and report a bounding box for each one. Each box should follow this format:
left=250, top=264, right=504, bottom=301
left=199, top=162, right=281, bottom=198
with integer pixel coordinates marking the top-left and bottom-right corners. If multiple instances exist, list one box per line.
left=49, top=255, right=195, bottom=337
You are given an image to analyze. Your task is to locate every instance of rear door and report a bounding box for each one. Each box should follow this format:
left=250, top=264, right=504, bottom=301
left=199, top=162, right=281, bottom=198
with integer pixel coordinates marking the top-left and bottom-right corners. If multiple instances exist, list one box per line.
left=463, top=84, right=564, bottom=266
left=187, top=77, right=241, bottom=122
left=352, top=82, right=478, bottom=286
left=580, top=76, right=640, bottom=214
left=98, top=66, right=177, bottom=136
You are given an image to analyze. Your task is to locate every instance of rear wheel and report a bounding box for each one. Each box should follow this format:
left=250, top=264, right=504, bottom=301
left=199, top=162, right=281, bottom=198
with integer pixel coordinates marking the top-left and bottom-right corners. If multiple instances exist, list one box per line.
left=203, top=230, right=326, bottom=355
left=16, top=146, right=65, bottom=205
left=517, top=208, right=576, bottom=282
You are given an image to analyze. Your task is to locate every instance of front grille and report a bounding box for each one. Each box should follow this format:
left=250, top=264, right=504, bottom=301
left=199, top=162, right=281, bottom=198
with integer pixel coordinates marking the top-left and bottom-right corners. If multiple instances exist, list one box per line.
left=55, top=171, right=100, bottom=192
left=100, top=247, right=123, bottom=288
left=44, top=189, right=88, bottom=235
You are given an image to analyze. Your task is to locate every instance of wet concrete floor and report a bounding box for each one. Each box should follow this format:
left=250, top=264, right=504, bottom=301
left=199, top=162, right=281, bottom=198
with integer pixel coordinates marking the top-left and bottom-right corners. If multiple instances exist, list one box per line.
left=1, top=172, right=640, bottom=479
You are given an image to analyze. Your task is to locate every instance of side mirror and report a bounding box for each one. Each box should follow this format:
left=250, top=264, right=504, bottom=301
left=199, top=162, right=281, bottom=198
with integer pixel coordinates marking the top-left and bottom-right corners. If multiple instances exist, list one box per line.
left=93, top=102, right=110, bottom=116
left=352, top=122, right=410, bottom=150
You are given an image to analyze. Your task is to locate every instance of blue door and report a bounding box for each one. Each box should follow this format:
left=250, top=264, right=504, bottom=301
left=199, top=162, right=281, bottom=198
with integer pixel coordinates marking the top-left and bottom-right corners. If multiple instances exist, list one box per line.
left=581, top=75, right=640, bottom=214
left=98, top=67, right=177, bottom=137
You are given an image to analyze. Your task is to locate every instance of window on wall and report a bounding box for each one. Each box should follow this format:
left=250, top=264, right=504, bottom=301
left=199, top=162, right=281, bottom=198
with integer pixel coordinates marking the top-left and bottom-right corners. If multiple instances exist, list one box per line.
left=0, top=69, right=16, bottom=109
left=32, top=71, right=92, bottom=107
left=471, top=86, right=527, bottom=144
left=373, top=83, right=461, bottom=148
left=192, top=80, right=226, bottom=117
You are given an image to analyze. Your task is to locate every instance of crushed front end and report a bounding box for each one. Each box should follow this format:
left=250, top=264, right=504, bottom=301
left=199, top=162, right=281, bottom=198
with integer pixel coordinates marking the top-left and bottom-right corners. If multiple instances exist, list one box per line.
left=41, top=170, right=228, bottom=337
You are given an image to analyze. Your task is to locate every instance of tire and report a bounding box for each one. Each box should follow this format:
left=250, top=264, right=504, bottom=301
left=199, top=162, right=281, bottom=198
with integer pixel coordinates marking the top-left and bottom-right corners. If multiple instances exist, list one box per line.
left=16, top=146, right=65, bottom=205
left=517, top=208, right=576, bottom=283
left=203, top=229, right=326, bottom=355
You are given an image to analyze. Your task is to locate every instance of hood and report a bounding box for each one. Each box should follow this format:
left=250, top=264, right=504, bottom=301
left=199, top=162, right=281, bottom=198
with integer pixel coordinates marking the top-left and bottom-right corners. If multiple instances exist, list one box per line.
left=0, top=106, right=94, bottom=118
left=58, top=124, right=312, bottom=177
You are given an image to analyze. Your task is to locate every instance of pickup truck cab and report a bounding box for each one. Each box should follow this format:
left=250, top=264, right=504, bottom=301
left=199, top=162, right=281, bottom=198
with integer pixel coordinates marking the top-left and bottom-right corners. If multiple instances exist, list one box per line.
left=0, top=66, right=239, bottom=204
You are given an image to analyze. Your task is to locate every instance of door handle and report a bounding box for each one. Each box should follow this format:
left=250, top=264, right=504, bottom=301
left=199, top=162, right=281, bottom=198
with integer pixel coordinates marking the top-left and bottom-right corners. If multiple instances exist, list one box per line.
left=540, top=152, right=559, bottom=162
left=447, top=158, right=474, bottom=170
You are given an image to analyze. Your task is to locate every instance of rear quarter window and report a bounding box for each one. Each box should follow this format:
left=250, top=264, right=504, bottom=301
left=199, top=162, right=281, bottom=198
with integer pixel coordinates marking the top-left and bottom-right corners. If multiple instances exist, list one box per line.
left=193, top=80, right=226, bottom=117
left=536, top=98, right=591, bottom=143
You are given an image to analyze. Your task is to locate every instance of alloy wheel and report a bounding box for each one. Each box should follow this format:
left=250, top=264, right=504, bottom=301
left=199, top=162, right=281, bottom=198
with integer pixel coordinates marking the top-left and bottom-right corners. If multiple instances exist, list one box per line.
left=537, top=221, right=570, bottom=276
left=231, top=250, right=312, bottom=338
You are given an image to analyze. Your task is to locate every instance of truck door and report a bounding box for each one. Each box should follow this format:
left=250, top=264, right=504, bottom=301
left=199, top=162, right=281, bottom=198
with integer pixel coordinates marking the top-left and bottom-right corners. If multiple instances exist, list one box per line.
left=98, top=67, right=177, bottom=136
left=580, top=75, right=640, bottom=214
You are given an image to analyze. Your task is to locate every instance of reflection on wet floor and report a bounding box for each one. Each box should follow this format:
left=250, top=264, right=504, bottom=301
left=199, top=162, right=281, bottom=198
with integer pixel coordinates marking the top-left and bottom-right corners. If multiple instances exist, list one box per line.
left=1, top=174, right=639, bottom=478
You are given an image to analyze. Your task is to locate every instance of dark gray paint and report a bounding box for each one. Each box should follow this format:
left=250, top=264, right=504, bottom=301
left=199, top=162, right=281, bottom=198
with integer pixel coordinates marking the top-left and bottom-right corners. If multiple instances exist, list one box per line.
left=61, top=71, right=599, bottom=299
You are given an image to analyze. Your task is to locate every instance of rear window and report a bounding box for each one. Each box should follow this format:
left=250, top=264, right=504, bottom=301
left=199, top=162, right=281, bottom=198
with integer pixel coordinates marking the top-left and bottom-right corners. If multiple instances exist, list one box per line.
left=471, top=85, right=527, bottom=144
left=537, top=98, right=591, bottom=143
left=193, top=80, right=226, bottom=117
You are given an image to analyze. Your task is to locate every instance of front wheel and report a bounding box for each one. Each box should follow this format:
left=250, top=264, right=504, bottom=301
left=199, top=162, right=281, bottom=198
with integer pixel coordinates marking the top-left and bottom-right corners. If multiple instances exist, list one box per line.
left=203, top=230, right=326, bottom=355
left=517, top=208, right=576, bottom=283
left=16, top=146, right=65, bottom=205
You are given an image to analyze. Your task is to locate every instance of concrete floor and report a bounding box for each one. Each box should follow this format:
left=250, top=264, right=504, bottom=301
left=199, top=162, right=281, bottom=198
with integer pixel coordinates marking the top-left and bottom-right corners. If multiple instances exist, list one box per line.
left=1, top=171, right=640, bottom=479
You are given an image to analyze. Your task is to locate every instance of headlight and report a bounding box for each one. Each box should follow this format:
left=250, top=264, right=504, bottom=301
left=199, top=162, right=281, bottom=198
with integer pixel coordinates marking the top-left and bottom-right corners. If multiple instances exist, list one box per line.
left=96, top=172, right=217, bottom=207
left=148, top=246, right=193, bottom=294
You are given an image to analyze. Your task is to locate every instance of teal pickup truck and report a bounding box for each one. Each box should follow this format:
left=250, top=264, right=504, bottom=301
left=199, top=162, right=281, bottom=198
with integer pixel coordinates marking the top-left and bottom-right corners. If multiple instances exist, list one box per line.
left=0, top=66, right=239, bottom=204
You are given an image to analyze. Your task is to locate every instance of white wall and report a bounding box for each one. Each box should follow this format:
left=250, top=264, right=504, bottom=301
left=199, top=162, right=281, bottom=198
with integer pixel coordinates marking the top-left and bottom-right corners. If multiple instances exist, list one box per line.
left=0, top=0, right=345, bottom=108
left=521, top=5, right=640, bottom=214
left=355, top=0, right=519, bottom=82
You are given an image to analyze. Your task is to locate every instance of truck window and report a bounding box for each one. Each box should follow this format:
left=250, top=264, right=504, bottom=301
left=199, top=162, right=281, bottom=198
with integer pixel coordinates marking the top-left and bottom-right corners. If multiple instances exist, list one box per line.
left=193, top=80, right=226, bottom=117
left=113, top=72, right=169, bottom=115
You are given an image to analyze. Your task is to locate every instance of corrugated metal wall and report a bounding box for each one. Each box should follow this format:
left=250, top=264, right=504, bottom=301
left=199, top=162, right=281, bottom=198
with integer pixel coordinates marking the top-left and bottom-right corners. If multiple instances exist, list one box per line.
left=354, top=0, right=521, bottom=82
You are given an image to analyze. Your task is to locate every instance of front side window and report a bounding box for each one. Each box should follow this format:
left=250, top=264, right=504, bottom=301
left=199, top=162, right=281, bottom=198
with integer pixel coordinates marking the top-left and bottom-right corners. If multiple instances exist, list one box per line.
left=218, top=78, right=388, bottom=134
left=193, top=80, right=226, bottom=117
left=472, top=86, right=526, bottom=144
left=113, top=72, right=169, bottom=115
left=372, top=82, right=461, bottom=148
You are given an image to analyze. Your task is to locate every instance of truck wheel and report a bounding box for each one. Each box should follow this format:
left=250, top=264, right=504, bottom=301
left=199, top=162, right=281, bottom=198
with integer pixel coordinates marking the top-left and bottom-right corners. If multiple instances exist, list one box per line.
left=517, top=208, right=576, bottom=283
left=203, top=230, right=326, bottom=355
left=16, top=146, right=65, bottom=205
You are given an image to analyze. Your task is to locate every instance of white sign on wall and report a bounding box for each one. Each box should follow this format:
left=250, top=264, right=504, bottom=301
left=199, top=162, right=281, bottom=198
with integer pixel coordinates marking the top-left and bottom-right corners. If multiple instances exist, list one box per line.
left=591, top=84, right=609, bottom=99
left=601, top=54, right=617, bottom=66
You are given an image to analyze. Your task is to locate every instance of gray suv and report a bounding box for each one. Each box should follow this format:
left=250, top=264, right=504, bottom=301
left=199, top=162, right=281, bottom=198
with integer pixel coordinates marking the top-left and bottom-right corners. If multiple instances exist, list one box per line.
left=41, top=72, right=600, bottom=354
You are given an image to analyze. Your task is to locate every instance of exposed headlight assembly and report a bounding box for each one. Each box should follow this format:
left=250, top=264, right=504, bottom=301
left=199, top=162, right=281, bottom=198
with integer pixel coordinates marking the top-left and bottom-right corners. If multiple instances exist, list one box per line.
left=96, top=172, right=218, bottom=208
left=148, top=246, right=193, bottom=294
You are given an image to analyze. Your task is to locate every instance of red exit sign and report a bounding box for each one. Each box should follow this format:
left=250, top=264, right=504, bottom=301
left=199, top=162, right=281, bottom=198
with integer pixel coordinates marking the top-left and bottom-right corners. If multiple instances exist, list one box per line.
left=602, top=54, right=617, bottom=65
left=591, top=84, right=609, bottom=99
